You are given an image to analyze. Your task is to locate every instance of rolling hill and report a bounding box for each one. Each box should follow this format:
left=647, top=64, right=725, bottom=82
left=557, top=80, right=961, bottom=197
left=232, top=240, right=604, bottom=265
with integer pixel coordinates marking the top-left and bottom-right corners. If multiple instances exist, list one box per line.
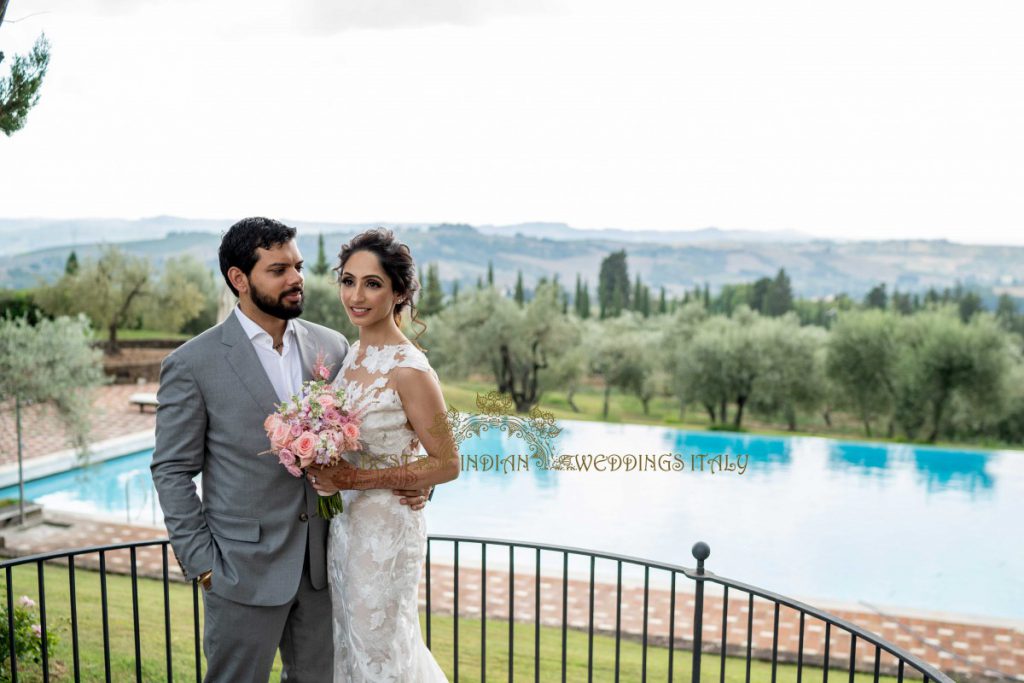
left=0, top=218, right=1019, bottom=299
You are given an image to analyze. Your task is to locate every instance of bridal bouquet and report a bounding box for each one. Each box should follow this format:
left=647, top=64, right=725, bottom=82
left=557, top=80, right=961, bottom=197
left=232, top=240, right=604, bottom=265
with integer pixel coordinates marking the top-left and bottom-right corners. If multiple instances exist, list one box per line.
left=263, top=356, right=363, bottom=519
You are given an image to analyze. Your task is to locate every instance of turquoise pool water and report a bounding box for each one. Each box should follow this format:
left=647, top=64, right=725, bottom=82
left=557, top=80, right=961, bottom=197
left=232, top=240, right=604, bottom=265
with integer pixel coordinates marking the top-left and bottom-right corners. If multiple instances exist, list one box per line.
left=3, top=420, right=1021, bottom=620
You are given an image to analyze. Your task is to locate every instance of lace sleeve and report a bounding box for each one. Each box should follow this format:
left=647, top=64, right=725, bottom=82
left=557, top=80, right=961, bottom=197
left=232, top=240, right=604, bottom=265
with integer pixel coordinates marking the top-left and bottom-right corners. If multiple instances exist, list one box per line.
left=396, top=346, right=438, bottom=380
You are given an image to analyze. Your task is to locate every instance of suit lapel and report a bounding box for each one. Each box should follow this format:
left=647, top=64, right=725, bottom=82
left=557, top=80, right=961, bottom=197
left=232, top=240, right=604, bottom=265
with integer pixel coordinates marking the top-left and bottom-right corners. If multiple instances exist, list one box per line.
left=295, top=321, right=317, bottom=383
left=295, top=321, right=345, bottom=384
left=221, top=311, right=281, bottom=415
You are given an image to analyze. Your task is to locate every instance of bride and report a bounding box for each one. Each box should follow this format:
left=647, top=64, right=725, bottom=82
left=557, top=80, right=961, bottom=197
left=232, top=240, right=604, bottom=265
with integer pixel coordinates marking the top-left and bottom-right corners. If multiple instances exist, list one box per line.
left=310, top=228, right=459, bottom=682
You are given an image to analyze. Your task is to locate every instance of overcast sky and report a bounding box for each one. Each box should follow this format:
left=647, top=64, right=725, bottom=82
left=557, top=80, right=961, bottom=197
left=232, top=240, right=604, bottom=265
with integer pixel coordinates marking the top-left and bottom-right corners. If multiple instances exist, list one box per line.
left=2, top=0, right=1023, bottom=244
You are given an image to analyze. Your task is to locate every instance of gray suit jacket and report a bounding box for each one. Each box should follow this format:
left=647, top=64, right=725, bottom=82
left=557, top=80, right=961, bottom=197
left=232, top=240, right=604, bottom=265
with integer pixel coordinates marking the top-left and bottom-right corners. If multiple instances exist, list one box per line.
left=151, top=312, right=349, bottom=606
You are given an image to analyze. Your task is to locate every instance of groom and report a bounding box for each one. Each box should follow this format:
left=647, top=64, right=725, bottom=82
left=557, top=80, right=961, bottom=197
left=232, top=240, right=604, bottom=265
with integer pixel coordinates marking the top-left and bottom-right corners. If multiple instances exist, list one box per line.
left=151, top=217, right=430, bottom=682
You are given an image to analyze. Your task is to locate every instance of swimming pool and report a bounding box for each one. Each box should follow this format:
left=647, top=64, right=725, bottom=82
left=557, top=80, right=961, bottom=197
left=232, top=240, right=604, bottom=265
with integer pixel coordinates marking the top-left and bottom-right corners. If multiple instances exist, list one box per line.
left=2, top=420, right=1021, bottom=621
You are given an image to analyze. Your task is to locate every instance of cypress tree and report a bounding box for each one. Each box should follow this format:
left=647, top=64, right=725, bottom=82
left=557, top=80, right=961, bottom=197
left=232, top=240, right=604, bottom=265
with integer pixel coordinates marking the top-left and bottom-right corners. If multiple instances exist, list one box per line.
left=313, top=233, right=329, bottom=276
left=764, top=268, right=793, bottom=316
left=597, top=250, right=630, bottom=318
left=575, top=274, right=582, bottom=316
left=419, top=263, right=445, bottom=316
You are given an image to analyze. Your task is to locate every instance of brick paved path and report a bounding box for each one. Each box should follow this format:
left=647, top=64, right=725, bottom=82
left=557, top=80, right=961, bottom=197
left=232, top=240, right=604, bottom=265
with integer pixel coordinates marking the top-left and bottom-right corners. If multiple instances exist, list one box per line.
left=0, top=383, right=159, bottom=466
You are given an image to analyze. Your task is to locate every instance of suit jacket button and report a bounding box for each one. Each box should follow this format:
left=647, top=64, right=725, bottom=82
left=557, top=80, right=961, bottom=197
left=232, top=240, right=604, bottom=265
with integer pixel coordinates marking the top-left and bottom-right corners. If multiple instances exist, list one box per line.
left=299, top=512, right=309, bottom=522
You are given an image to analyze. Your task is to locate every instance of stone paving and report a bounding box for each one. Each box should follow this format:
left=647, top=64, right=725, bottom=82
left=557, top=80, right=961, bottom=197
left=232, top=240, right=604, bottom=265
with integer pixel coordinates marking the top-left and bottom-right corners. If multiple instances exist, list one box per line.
left=0, top=384, right=1021, bottom=681
left=0, top=382, right=160, bottom=467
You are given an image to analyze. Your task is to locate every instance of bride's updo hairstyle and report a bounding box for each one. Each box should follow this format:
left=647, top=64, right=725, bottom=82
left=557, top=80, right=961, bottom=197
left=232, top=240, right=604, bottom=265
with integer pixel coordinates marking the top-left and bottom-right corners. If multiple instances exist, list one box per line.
left=333, top=228, right=428, bottom=347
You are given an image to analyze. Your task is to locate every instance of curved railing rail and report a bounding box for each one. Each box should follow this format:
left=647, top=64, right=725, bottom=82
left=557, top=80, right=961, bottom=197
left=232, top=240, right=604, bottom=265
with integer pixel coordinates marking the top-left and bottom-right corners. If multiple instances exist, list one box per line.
left=424, top=536, right=956, bottom=683
left=0, top=536, right=956, bottom=682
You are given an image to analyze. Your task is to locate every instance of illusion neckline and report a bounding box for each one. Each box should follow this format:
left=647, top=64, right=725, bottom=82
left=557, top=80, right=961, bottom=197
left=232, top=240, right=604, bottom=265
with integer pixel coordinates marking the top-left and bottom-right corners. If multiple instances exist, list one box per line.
left=354, top=339, right=413, bottom=350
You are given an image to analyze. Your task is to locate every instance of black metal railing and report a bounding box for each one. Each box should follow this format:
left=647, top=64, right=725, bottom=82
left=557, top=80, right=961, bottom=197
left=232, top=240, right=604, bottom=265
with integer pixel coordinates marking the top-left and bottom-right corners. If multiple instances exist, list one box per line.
left=1, top=539, right=199, bottom=683
left=0, top=537, right=957, bottom=682
left=423, top=537, right=956, bottom=683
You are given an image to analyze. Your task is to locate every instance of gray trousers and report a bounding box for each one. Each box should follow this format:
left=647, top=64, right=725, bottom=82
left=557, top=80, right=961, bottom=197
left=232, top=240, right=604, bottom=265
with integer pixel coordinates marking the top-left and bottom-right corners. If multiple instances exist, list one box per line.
left=201, top=563, right=333, bottom=683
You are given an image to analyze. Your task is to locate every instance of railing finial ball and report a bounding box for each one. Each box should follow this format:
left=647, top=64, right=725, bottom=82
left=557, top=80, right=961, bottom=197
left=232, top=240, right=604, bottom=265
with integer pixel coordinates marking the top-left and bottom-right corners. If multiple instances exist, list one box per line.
left=691, top=541, right=710, bottom=562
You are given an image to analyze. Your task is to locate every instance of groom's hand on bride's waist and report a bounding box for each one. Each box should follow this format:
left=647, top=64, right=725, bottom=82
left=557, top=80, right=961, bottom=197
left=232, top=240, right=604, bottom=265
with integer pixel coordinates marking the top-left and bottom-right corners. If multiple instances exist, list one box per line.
left=393, top=487, right=432, bottom=511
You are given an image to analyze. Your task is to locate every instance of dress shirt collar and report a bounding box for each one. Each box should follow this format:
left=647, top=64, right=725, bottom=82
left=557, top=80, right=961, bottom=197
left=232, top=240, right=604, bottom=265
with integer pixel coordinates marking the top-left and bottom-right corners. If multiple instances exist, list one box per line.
left=234, top=306, right=297, bottom=345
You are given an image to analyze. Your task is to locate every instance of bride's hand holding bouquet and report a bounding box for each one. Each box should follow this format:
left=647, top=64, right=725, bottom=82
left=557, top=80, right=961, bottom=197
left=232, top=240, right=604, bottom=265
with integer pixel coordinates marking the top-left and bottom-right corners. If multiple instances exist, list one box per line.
left=262, top=356, right=364, bottom=519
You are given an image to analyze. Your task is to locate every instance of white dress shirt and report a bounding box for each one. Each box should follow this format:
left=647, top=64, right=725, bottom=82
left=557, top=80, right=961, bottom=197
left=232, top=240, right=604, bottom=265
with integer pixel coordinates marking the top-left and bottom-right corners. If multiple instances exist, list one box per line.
left=234, top=306, right=303, bottom=403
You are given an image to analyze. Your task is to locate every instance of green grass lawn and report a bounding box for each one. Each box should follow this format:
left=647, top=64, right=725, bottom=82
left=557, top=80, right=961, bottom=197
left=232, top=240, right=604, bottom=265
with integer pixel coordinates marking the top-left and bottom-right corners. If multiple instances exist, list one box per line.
left=90, top=329, right=191, bottom=342
left=1, top=564, right=913, bottom=682
left=427, top=613, right=913, bottom=683
left=3, top=562, right=205, bottom=682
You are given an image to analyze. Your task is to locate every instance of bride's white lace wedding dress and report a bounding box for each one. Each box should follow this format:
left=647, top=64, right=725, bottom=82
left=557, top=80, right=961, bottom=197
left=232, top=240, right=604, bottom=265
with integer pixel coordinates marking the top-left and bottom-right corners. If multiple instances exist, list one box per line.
left=327, top=340, right=448, bottom=682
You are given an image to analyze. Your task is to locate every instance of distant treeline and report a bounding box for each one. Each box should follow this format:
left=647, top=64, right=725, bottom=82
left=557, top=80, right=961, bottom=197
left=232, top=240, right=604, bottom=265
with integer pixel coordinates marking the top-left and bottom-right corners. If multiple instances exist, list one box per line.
left=3, top=245, right=1021, bottom=446
left=406, top=250, right=1024, bottom=446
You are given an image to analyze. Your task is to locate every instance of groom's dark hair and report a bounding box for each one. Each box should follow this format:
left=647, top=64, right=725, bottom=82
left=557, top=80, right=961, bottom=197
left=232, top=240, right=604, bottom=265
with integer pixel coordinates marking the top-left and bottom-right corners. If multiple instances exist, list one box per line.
left=219, top=217, right=298, bottom=296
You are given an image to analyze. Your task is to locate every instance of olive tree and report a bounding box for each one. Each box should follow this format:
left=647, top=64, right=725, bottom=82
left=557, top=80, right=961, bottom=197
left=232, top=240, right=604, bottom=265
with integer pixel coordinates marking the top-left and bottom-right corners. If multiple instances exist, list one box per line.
left=663, top=301, right=708, bottom=420
left=674, top=315, right=736, bottom=425
left=825, top=309, right=900, bottom=437
left=35, top=246, right=152, bottom=353
left=140, top=255, right=211, bottom=334
left=0, top=315, right=107, bottom=523
left=751, top=316, right=825, bottom=431
left=427, top=282, right=579, bottom=412
left=584, top=314, right=649, bottom=419
left=895, top=309, right=1013, bottom=442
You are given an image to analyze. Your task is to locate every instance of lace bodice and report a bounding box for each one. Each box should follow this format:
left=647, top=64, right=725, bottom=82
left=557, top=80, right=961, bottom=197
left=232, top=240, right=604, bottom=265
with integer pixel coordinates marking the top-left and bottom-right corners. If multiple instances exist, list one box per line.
left=335, top=340, right=439, bottom=468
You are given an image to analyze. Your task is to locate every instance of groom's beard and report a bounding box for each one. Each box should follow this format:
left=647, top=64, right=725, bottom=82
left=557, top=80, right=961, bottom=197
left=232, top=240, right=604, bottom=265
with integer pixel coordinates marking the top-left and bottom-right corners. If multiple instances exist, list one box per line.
left=249, top=278, right=304, bottom=320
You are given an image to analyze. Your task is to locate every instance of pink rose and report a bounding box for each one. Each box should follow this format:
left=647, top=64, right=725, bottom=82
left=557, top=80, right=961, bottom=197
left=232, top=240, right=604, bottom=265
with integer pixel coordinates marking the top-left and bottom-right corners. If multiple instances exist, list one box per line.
left=317, top=394, right=336, bottom=410
left=278, top=448, right=302, bottom=477
left=322, top=408, right=342, bottom=425
left=318, top=364, right=331, bottom=380
left=271, top=423, right=293, bottom=450
left=290, top=422, right=303, bottom=438
left=264, top=414, right=282, bottom=434
left=342, top=423, right=360, bottom=451
left=277, top=448, right=295, bottom=467
left=292, top=431, right=318, bottom=468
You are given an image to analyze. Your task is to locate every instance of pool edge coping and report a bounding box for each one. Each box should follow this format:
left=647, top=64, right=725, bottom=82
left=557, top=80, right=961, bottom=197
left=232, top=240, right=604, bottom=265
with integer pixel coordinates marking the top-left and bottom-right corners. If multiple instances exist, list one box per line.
left=0, top=429, right=156, bottom=489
